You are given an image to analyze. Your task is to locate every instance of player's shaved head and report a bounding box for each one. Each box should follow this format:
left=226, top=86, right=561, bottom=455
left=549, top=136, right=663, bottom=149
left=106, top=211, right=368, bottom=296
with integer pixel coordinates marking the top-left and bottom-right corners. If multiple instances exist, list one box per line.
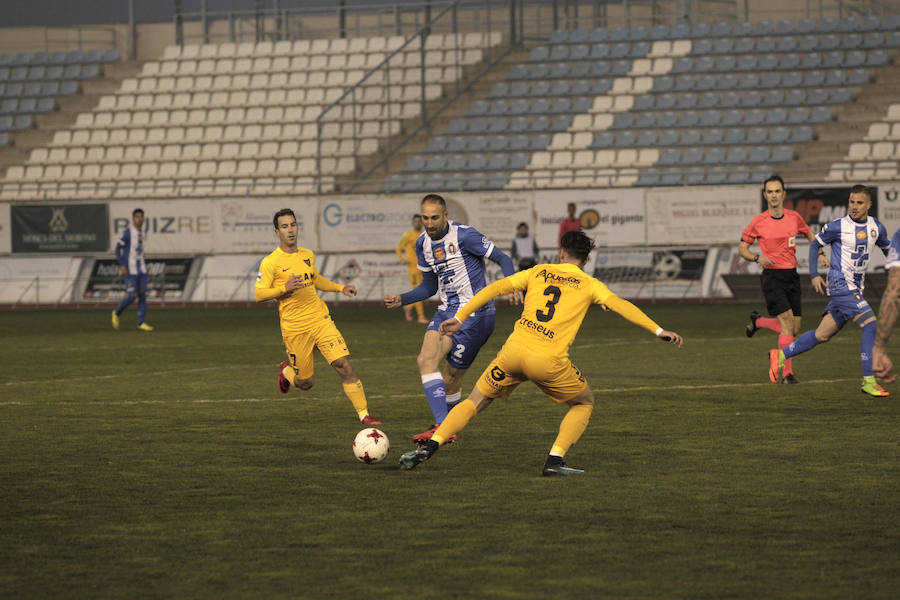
left=421, top=194, right=446, bottom=209
left=850, top=184, right=871, bottom=200
left=561, top=231, right=595, bottom=262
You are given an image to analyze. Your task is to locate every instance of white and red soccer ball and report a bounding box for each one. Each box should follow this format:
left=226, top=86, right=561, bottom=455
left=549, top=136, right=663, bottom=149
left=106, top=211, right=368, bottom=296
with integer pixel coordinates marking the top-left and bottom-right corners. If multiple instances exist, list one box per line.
left=353, top=428, right=390, bottom=464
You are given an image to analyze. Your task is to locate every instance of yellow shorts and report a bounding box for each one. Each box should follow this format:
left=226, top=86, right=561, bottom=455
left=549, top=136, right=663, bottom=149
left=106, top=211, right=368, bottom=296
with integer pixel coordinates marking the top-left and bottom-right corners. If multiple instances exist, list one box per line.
left=283, top=317, right=349, bottom=380
left=407, top=265, right=422, bottom=287
left=475, top=342, right=587, bottom=403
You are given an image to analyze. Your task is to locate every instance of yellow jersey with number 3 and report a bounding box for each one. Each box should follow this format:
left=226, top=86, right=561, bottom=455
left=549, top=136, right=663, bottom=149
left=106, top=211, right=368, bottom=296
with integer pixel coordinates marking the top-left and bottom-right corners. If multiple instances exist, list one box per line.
left=455, top=262, right=661, bottom=358
left=256, top=246, right=344, bottom=334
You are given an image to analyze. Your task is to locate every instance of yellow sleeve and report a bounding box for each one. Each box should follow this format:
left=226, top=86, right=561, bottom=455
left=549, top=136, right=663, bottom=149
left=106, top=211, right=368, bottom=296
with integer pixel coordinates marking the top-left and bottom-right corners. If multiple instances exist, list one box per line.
left=455, top=269, right=532, bottom=323
left=314, top=268, right=345, bottom=293
left=602, top=293, right=662, bottom=336
left=254, top=255, right=285, bottom=302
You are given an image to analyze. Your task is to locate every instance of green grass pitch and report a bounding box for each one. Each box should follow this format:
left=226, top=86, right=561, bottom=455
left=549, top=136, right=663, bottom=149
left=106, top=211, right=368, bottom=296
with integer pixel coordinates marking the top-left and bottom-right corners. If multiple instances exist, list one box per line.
left=1, top=302, right=898, bottom=599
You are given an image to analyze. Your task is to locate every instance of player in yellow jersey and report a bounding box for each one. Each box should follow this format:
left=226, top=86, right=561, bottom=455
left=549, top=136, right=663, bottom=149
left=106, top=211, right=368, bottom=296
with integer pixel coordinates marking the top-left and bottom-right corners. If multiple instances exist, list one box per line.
left=255, top=208, right=382, bottom=425
left=399, top=231, right=683, bottom=475
left=395, top=214, right=428, bottom=324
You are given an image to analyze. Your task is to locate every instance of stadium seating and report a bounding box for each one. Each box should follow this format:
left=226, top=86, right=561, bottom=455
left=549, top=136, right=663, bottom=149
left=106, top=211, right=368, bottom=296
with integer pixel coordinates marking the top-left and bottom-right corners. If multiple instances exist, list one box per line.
left=1, top=34, right=501, bottom=199
left=385, top=16, right=899, bottom=190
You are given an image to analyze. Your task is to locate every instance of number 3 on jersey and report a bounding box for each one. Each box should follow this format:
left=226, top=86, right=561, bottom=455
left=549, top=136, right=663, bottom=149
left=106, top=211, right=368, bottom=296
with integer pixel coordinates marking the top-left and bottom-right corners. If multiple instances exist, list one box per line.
left=536, top=285, right=561, bottom=322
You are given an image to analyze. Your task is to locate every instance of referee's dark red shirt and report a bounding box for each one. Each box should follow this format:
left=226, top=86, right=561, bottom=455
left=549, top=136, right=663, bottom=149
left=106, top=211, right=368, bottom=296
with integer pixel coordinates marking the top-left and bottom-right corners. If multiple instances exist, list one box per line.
left=741, top=209, right=811, bottom=269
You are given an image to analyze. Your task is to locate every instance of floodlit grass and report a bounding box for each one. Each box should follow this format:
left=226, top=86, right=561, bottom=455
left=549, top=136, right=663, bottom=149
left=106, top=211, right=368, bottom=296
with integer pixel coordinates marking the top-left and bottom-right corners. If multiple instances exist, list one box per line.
left=1, top=302, right=898, bottom=599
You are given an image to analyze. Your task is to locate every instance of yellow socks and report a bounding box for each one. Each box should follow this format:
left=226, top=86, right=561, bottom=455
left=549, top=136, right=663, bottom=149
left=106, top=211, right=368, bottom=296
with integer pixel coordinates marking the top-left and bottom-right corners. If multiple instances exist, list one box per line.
left=342, top=380, right=369, bottom=420
left=550, top=404, right=592, bottom=457
left=433, top=398, right=478, bottom=444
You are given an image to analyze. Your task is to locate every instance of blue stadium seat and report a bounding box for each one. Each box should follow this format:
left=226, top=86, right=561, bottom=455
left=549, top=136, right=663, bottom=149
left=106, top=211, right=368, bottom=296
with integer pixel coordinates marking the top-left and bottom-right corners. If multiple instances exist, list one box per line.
left=711, top=21, right=732, bottom=37
left=528, top=63, right=550, bottom=79
left=727, top=167, right=754, bottom=184
left=630, top=25, right=651, bottom=41
left=616, top=131, right=638, bottom=146
left=857, top=15, right=880, bottom=32
left=846, top=68, right=869, bottom=86
left=3, top=83, right=23, bottom=97
left=11, top=52, right=31, bottom=67
left=0, top=115, right=13, bottom=131
left=841, top=33, right=863, bottom=49
left=0, top=98, right=16, bottom=114
left=529, top=98, right=551, bottom=115
left=462, top=173, right=488, bottom=191
left=865, top=49, right=889, bottom=66
left=674, top=75, right=695, bottom=91
left=769, top=126, right=790, bottom=144
left=671, top=57, right=693, bottom=74
left=762, top=89, right=785, bottom=106
left=721, top=110, right=743, bottom=127
left=829, top=87, right=852, bottom=104
left=749, top=146, right=771, bottom=163
left=610, top=60, right=631, bottom=76
left=533, top=131, right=555, bottom=147
left=747, top=127, right=767, bottom=144
left=466, top=154, right=488, bottom=171
left=797, top=35, right=819, bottom=52
left=677, top=111, right=700, bottom=127
left=549, top=80, right=570, bottom=96
left=787, top=107, right=810, bottom=124
left=611, top=113, right=634, bottom=129
left=508, top=64, right=528, bottom=79
left=781, top=89, right=804, bottom=105
left=845, top=50, right=866, bottom=67
left=658, top=148, right=681, bottom=165
left=815, top=18, right=839, bottom=34
left=660, top=169, right=684, bottom=186
left=486, top=173, right=510, bottom=190
left=61, top=65, right=81, bottom=80
left=425, top=136, right=448, bottom=154
left=633, top=94, right=655, bottom=111
left=810, top=106, right=832, bottom=123
left=446, top=135, right=467, bottom=152
left=724, top=128, right=746, bottom=144
left=592, top=131, right=614, bottom=148
left=695, top=56, right=717, bottom=72
left=701, top=128, right=724, bottom=145
left=704, top=147, right=726, bottom=164
left=697, top=92, right=719, bottom=109
left=824, top=69, right=846, bottom=86
left=589, top=44, right=610, bottom=60
left=637, top=168, right=661, bottom=187
left=509, top=134, right=529, bottom=150
left=819, top=33, right=840, bottom=49
left=569, top=29, right=590, bottom=44
left=589, top=61, right=610, bottom=77
left=652, top=76, right=674, bottom=92
left=681, top=129, right=702, bottom=146
left=650, top=25, right=669, bottom=40
left=488, top=135, right=509, bottom=152
left=822, top=51, right=844, bottom=68
left=772, top=146, right=794, bottom=162
left=712, top=38, right=733, bottom=54
left=725, top=147, right=749, bottom=164
left=571, top=97, right=591, bottom=113
left=676, top=92, right=697, bottom=110
left=424, top=155, right=446, bottom=171
left=589, top=28, right=609, bottom=43
left=59, top=80, right=78, bottom=95
left=381, top=174, right=403, bottom=193
left=685, top=167, right=706, bottom=185
left=609, top=27, right=629, bottom=42
left=468, top=136, right=488, bottom=152
left=790, top=125, right=814, bottom=143
left=469, top=100, right=489, bottom=116
left=657, top=111, right=678, bottom=128
left=527, top=115, right=550, bottom=132
left=9, top=68, right=27, bottom=82
left=659, top=129, right=679, bottom=146
left=861, top=31, right=884, bottom=48
left=705, top=166, right=729, bottom=184
left=764, top=108, right=787, bottom=125
left=699, top=110, right=722, bottom=127
left=488, top=82, right=509, bottom=98
left=610, top=43, right=630, bottom=59
left=740, top=90, right=762, bottom=108
left=802, top=70, right=825, bottom=87
left=637, top=130, right=658, bottom=146
left=39, top=81, right=59, bottom=96
left=549, top=45, right=569, bottom=61
left=446, top=154, right=467, bottom=171
left=681, top=147, right=704, bottom=165
left=720, top=91, right=740, bottom=107
left=671, top=23, right=691, bottom=38
left=690, top=23, right=712, bottom=38
left=548, top=63, right=569, bottom=78
left=549, top=97, right=571, bottom=114
left=629, top=41, right=652, bottom=57
left=753, top=21, right=774, bottom=36
left=799, top=53, right=822, bottom=69
left=691, top=39, right=713, bottom=56
left=488, top=100, right=510, bottom=116
left=733, top=55, right=754, bottom=71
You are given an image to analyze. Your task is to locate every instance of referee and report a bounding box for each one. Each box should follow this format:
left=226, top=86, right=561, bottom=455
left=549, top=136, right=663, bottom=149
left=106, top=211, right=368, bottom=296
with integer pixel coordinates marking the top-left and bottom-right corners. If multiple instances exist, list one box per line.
left=738, top=175, right=821, bottom=384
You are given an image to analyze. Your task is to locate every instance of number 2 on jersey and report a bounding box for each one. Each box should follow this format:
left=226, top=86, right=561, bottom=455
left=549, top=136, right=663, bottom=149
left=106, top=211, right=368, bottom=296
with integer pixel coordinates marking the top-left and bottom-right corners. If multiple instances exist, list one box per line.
left=535, top=285, right=561, bottom=322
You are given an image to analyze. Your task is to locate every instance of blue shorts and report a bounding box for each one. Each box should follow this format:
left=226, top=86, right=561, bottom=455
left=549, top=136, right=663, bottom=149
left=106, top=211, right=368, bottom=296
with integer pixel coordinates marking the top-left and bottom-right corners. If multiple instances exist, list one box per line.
left=428, top=309, right=495, bottom=370
left=824, top=292, right=874, bottom=328
left=125, top=273, right=148, bottom=295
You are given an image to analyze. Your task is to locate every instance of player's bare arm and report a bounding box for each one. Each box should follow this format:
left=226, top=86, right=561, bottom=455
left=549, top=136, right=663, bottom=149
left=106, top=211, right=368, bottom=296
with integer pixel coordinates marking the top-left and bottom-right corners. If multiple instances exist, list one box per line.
left=342, top=285, right=357, bottom=297
left=874, top=268, right=900, bottom=381
left=738, top=240, right=772, bottom=268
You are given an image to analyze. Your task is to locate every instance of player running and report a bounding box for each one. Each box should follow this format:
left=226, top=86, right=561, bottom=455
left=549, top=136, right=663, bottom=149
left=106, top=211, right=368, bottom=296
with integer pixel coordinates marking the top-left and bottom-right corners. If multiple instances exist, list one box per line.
left=399, top=231, right=684, bottom=476
left=395, top=214, right=428, bottom=324
left=112, top=207, right=153, bottom=331
left=739, top=175, right=822, bottom=384
left=256, top=208, right=382, bottom=425
left=768, top=185, right=891, bottom=396
left=384, top=194, right=518, bottom=443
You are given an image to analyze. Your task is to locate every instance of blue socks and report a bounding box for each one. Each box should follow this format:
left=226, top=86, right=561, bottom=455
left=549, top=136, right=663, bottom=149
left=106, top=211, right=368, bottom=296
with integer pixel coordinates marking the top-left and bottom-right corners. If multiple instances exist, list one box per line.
left=422, top=372, right=448, bottom=424
left=784, top=330, right=820, bottom=358
left=115, top=294, right=135, bottom=316
left=137, top=293, right=147, bottom=325
left=861, top=322, right=876, bottom=377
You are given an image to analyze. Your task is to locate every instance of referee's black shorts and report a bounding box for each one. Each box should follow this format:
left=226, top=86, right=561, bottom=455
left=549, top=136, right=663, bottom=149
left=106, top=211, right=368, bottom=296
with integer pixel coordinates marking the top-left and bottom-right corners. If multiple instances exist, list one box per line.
left=760, top=268, right=802, bottom=317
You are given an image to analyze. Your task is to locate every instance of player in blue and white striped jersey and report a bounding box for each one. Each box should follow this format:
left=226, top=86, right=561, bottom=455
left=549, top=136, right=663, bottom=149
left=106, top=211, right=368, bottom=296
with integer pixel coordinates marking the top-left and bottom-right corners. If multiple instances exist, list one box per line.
left=111, top=208, right=153, bottom=331
left=769, top=185, right=890, bottom=396
left=384, top=194, right=518, bottom=443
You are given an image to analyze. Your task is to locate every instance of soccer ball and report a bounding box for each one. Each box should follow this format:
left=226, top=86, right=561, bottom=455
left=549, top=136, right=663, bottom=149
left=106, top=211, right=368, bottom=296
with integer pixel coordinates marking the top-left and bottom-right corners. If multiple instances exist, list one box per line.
left=353, top=428, right=390, bottom=464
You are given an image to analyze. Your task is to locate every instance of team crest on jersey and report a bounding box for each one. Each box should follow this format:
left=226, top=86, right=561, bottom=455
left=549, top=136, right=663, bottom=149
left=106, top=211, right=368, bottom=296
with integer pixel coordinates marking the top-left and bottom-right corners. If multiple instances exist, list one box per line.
left=481, top=236, right=490, bottom=248
left=433, top=247, right=446, bottom=261
left=857, top=230, right=867, bottom=241
left=788, top=236, right=795, bottom=247
left=304, top=258, right=311, bottom=266
left=870, top=228, right=877, bottom=238
left=447, top=242, right=457, bottom=255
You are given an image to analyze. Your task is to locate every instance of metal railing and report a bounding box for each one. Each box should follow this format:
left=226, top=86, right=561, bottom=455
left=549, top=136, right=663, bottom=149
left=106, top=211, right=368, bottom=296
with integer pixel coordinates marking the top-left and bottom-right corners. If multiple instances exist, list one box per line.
left=314, top=0, right=516, bottom=193
left=0, top=25, right=118, bottom=53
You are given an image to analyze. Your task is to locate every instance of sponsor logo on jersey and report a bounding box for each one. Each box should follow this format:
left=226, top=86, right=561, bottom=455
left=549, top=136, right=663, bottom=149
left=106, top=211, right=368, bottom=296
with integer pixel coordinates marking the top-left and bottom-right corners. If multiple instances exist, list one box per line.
left=857, top=229, right=867, bottom=240
left=518, top=317, right=556, bottom=339
left=534, top=268, right=582, bottom=288
left=490, top=366, right=506, bottom=382
left=433, top=247, right=446, bottom=261
left=304, top=258, right=311, bottom=266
